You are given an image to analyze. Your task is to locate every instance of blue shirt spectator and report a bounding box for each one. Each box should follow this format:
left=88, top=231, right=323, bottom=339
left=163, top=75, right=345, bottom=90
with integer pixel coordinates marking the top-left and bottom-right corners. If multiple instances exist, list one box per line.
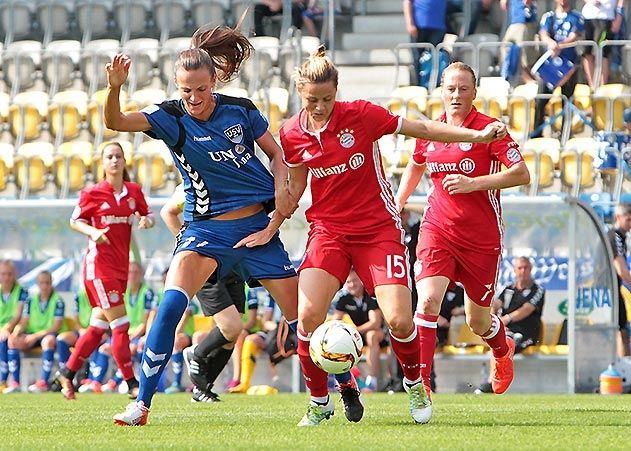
left=539, top=8, right=584, bottom=63
left=509, top=0, right=537, bottom=24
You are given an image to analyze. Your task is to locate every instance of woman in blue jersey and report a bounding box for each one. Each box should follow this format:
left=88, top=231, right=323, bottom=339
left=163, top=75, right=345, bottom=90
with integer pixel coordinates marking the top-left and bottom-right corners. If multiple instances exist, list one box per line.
left=106, top=24, right=300, bottom=426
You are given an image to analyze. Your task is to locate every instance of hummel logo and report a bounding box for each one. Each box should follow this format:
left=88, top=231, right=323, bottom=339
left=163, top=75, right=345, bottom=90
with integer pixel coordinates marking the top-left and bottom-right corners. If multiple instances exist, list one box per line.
left=193, top=136, right=212, bottom=142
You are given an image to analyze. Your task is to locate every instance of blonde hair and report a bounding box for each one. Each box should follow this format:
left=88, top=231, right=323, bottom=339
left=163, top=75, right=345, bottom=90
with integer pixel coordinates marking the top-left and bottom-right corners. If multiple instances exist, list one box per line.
left=441, top=61, right=477, bottom=87
left=175, top=24, right=253, bottom=83
left=294, top=45, right=338, bottom=89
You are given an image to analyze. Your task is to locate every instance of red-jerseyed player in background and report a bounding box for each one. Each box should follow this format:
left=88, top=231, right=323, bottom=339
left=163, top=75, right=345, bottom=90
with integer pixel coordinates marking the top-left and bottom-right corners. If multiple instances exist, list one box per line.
left=396, top=62, right=530, bottom=419
left=54, top=142, right=155, bottom=400
left=280, top=47, right=507, bottom=426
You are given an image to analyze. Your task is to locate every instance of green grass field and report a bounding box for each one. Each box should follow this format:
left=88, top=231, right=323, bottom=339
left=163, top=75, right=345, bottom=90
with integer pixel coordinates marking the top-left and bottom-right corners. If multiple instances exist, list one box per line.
left=1, top=393, right=630, bottom=450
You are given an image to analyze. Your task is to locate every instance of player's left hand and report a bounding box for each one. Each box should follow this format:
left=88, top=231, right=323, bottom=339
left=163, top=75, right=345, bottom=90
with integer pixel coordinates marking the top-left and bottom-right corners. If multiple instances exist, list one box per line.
left=135, top=212, right=154, bottom=229
left=478, top=121, right=507, bottom=143
left=275, top=184, right=299, bottom=219
left=233, top=227, right=276, bottom=248
left=442, top=173, right=476, bottom=194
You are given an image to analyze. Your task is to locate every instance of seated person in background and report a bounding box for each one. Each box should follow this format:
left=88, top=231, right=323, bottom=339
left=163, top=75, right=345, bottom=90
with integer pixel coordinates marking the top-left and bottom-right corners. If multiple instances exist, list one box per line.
left=229, top=290, right=296, bottom=393
left=254, top=0, right=306, bottom=37
left=5, top=271, right=65, bottom=393
left=332, top=269, right=385, bottom=393
left=102, top=262, right=153, bottom=393
left=0, top=260, right=28, bottom=393
left=476, top=256, right=545, bottom=393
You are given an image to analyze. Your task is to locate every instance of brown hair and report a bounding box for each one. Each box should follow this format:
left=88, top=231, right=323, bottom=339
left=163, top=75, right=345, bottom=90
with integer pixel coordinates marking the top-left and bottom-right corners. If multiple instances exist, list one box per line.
left=175, top=24, right=254, bottom=83
left=101, top=141, right=131, bottom=182
left=295, top=45, right=338, bottom=89
left=440, top=61, right=477, bottom=87
left=513, top=256, right=532, bottom=268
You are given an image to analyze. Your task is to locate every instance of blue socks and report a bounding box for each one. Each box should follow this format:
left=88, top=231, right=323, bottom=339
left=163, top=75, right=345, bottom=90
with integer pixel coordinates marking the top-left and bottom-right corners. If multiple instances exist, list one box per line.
left=171, top=351, right=183, bottom=386
left=138, top=288, right=188, bottom=407
left=0, top=339, right=8, bottom=383
left=89, top=351, right=110, bottom=383
left=56, top=339, right=71, bottom=370
left=335, top=371, right=352, bottom=385
left=41, top=349, right=54, bottom=381
left=8, top=349, right=20, bottom=383
left=287, top=319, right=298, bottom=332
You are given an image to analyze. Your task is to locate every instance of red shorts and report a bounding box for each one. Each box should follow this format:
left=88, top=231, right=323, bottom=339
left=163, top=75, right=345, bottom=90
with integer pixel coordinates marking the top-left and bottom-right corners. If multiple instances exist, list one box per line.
left=300, top=228, right=410, bottom=296
left=415, top=228, right=500, bottom=306
left=84, top=277, right=126, bottom=309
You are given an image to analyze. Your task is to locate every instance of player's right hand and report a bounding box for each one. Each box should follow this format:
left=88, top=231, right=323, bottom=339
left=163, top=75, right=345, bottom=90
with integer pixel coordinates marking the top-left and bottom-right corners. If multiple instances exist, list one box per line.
left=106, top=53, right=131, bottom=89
left=90, top=227, right=111, bottom=244
left=478, top=121, right=507, bottom=143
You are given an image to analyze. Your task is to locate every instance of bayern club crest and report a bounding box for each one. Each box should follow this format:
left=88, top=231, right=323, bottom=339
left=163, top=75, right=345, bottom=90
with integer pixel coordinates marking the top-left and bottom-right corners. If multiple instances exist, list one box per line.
left=127, top=198, right=136, bottom=210
left=337, top=128, right=355, bottom=148
left=459, top=142, right=473, bottom=151
left=108, top=291, right=120, bottom=303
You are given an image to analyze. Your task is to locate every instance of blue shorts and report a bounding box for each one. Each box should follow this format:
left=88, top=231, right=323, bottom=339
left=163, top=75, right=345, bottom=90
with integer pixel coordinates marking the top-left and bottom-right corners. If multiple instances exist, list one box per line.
left=175, top=210, right=297, bottom=285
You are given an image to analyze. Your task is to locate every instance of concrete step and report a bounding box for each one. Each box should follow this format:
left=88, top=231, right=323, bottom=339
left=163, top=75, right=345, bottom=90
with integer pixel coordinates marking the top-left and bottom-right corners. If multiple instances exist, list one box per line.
left=333, top=48, right=412, bottom=66
left=352, top=13, right=405, bottom=32
left=341, top=32, right=409, bottom=50
left=357, top=0, right=403, bottom=15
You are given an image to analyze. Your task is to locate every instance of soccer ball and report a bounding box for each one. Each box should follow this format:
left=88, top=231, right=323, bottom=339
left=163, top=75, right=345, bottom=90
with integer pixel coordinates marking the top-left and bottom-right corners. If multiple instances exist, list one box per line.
left=309, top=320, right=363, bottom=374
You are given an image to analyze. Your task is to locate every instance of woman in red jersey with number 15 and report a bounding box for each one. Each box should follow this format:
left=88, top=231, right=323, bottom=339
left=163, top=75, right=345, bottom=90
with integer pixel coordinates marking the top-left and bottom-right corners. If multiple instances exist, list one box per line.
left=54, top=142, right=155, bottom=400
left=396, top=62, right=530, bottom=417
left=280, top=47, right=507, bottom=427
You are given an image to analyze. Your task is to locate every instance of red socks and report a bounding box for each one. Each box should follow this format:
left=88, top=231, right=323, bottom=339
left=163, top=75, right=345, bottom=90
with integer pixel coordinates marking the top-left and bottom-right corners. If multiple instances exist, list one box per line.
left=482, top=314, right=509, bottom=358
left=389, top=327, right=421, bottom=382
left=415, top=312, right=438, bottom=383
left=66, top=325, right=107, bottom=372
left=297, top=329, right=329, bottom=398
left=111, top=318, right=135, bottom=381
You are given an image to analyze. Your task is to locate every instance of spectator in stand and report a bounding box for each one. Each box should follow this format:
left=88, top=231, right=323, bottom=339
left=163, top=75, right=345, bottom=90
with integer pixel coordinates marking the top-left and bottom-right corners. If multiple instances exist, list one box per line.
left=403, top=0, right=447, bottom=87
left=476, top=256, right=545, bottom=393
left=5, top=271, right=65, bottom=394
left=332, top=270, right=385, bottom=393
left=0, top=260, right=28, bottom=393
left=254, top=0, right=306, bottom=37
left=500, top=0, right=539, bottom=83
left=608, top=203, right=631, bottom=357
left=581, top=0, right=625, bottom=88
left=446, top=0, right=494, bottom=36
left=531, top=0, right=584, bottom=138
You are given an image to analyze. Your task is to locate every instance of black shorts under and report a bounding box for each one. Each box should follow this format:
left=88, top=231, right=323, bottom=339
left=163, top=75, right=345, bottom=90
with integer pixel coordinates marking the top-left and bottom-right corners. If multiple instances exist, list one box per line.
left=583, top=19, right=614, bottom=57
left=619, top=284, right=628, bottom=332
left=197, top=273, right=246, bottom=317
left=258, top=325, right=297, bottom=365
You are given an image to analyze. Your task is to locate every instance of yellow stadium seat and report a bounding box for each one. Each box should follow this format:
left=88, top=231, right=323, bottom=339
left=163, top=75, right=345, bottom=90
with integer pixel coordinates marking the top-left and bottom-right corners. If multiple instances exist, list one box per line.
left=425, top=87, right=444, bottom=121
left=54, top=141, right=95, bottom=197
left=538, top=320, right=568, bottom=355
left=0, top=143, right=15, bottom=194
left=387, top=86, right=428, bottom=120
left=0, top=92, right=9, bottom=125
left=127, top=88, right=167, bottom=111
left=252, top=87, right=289, bottom=134
left=14, top=142, right=55, bottom=198
left=193, top=315, right=215, bottom=332
left=507, top=82, right=538, bottom=136
left=8, top=91, right=50, bottom=144
left=88, top=89, right=129, bottom=140
left=560, top=137, right=599, bottom=194
left=592, top=83, right=631, bottom=131
left=134, top=141, right=172, bottom=192
left=521, top=138, right=560, bottom=193
left=441, top=323, right=489, bottom=355
left=49, top=90, right=89, bottom=143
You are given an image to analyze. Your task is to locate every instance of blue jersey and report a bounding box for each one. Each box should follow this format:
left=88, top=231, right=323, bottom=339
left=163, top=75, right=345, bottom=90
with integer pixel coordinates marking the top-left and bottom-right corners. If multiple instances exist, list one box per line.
left=539, top=10, right=584, bottom=63
left=142, top=95, right=275, bottom=221
left=412, top=0, right=446, bottom=31
left=509, top=0, right=537, bottom=24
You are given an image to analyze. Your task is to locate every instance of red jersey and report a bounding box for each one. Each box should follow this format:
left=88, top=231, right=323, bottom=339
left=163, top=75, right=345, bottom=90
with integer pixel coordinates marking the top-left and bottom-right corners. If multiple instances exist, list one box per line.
left=413, top=107, right=523, bottom=252
left=280, top=100, right=403, bottom=237
left=71, top=180, right=151, bottom=281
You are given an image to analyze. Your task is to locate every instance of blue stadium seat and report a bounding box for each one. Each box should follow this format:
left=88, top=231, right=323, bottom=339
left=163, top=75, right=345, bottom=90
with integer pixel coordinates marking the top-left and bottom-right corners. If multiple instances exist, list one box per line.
left=579, top=192, right=613, bottom=223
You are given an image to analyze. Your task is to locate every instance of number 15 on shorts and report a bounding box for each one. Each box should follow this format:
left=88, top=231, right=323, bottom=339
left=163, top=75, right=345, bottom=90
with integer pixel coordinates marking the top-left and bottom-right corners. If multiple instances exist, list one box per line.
left=386, top=254, right=407, bottom=279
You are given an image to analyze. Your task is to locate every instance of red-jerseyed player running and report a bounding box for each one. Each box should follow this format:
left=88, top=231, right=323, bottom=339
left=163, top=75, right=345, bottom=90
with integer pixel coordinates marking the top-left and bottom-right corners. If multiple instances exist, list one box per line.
left=54, top=142, right=155, bottom=400
left=280, top=47, right=507, bottom=426
left=396, top=62, right=530, bottom=419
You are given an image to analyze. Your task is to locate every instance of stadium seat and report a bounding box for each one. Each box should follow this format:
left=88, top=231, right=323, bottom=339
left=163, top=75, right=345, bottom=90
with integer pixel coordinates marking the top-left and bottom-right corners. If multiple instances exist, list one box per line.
left=193, top=314, right=215, bottom=332
left=465, top=33, right=500, bottom=77
left=241, top=37, right=279, bottom=93
left=88, top=89, right=129, bottom=143
left=0, top=143, right=15, bottom=195
left=387, top=86, right=428, bottom=121
left=426, top=87, right=444, bottom=120
left=36, top=0, right=75, bottom=45
left=54, top=141, right=94, bottom=197
left=134, top=141, right=173, bottom=192
left=123, top=38, right=160, bottom=93
left=128, top=88, right=168, bottom=111
left=521, top=138, right=560, bottom=194
left=80, top=39, right=120, bottom=95
left=76, top=0, right=113, bottom=45
left=154, top=0, right=191, bottom=43
left=1, top=41, right=41, bottom=97
left=252, top=87, right=289, bottom=134
left=441, top=323, right=489, bottom=355
left=231, top=0, right=254, bottom=36
left=0, top=1, right=35, bottom=45
left=538, top=320, right=568, bottom=355
left=508, top=82, right=538, bottom=138
left=478, top=77, right=510, bottom=116
left=0, top=92, right=9, bottom=125
left=592, top=83, right=631, bottom=131
left=14, top=142, right=55, bottom=198
left=42, top=40, right=81, bottom=96
left=113, top=0, right=151, bottom=43
left=8, top=91, right=50, bottom=146
left=48, top=90, right=89, bottom=145
left=278, top=36, right=321, bottom=89
left=560, top=137, right=599, bottom=195
left=190, top=0, right=226, bottom=31
left=158, top=37, right=192, bottom=91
